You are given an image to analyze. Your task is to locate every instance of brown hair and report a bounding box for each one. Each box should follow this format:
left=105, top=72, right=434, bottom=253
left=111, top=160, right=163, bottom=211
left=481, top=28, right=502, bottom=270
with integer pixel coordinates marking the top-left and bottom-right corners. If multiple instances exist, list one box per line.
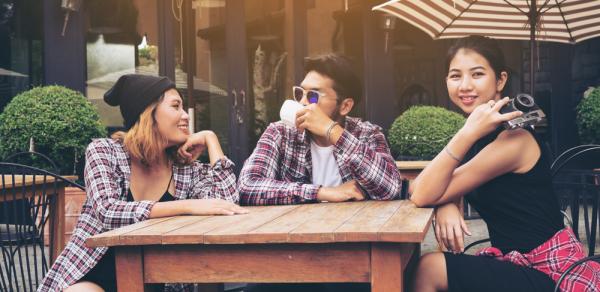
left=111, top=96, right=182, bottom=166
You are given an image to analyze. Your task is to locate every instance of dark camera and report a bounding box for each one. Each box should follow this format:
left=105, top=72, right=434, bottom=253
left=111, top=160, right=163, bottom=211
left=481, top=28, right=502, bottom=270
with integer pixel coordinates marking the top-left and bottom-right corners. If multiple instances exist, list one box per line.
left=498, top=93, right=546, bottom=130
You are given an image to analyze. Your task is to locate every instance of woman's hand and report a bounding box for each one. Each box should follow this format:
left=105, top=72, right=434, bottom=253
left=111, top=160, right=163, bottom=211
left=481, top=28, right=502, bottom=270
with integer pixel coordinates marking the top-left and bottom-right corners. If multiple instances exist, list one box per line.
left=178, top=130, right=218, bottom=163
left=460, top=97, right=524, bottom=141
left=186, top=198, right=249, bottom=216
left=434, top=202, right=471, bottom=253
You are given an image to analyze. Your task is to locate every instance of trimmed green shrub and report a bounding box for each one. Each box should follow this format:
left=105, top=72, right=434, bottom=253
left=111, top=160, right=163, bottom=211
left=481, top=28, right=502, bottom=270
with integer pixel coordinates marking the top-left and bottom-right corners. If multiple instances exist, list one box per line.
left=0, top=86, right=107, bottom=174
left=388, top=105, right=465, bottom=159
left=576, top=86, right=600, bottom=144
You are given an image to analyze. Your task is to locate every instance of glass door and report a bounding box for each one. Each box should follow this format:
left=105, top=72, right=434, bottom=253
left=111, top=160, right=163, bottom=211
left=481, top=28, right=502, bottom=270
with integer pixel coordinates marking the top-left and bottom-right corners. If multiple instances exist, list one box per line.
left=172, top=0, right=249, bottom=169
left=176, top=0, right=309, bottom=170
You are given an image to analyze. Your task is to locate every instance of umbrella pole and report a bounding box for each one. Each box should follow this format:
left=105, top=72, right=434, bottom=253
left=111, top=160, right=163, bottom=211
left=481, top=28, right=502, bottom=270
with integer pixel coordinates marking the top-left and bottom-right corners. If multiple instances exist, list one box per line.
left=529, top=0, right=537, bottom=96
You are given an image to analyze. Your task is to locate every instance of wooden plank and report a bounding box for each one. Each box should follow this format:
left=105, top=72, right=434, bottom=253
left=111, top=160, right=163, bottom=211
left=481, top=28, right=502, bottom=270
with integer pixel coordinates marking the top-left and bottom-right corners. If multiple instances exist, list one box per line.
left=162, top=205, right=298, bottom=244
left=198, top=205, right=299, bottom=244
left=143, top=243, right=370, bottom=283
left=395, top=161, right=429, bottom=170
left=288, top=201, right=371, bottom=243
left=1, top=175, right=57, bottom=188
left=378, top=201, right=434, bottom=242
left=86, top=217, right=172, bottom=247
left=120, top=216, right=210, bottom=245
left=371, top=243, right=411, bottom=292
left=333, top=200, right=403, bottom=242
left=0, top=179, right=64, bottom=203
left=51, top=186, right=65, bottom=263
left=115, top=246, right=145, bottom=292
left=244, top=203, right=334, bottom=243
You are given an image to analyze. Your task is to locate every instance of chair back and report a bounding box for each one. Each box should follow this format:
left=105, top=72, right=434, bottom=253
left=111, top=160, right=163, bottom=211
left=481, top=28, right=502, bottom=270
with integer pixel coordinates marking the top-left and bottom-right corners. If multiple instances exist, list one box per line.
left=550, top=144, right=600, bottom=172
left=0, top=162, right=82, bottom=291
left=551, top=146, right=600, bottom=256
left=3, top=151, right=60, bottom=174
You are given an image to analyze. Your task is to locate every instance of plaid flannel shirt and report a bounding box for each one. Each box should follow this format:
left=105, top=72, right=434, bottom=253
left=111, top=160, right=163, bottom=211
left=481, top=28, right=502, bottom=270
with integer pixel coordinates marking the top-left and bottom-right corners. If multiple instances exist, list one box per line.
left=238, top=117, right=402, bottom=205
left=477, top=227, right=600, bottom=291
left=38, top=138, right=238, bottom=291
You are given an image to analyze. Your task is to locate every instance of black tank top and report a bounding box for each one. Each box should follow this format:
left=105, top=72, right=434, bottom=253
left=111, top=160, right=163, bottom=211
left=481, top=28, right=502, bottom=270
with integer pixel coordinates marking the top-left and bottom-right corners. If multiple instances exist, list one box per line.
left=126, top=172, right=176, bottom=203
left=464, top=127, right=564, bottom=254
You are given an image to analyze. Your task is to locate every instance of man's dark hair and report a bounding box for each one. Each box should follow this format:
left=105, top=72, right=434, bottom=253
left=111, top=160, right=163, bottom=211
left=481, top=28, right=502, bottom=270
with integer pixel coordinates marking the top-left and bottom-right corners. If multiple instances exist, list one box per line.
left=304, top=53, right=362, bottom=103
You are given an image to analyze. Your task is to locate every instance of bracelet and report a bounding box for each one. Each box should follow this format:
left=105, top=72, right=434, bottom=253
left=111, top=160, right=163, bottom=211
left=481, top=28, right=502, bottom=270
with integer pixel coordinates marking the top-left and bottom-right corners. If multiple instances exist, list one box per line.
left=325, top=121, right=339, bottom=143
left=444, top=146, right=461, bottom=163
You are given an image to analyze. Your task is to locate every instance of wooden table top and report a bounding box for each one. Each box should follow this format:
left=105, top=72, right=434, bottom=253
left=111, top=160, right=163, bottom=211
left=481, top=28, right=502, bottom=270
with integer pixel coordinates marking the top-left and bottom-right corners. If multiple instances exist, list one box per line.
left=395, top=161, right=429, bottom=170
left=1, top=175, right=58, bottom=188
left=87, top=200, right=433, bottom=248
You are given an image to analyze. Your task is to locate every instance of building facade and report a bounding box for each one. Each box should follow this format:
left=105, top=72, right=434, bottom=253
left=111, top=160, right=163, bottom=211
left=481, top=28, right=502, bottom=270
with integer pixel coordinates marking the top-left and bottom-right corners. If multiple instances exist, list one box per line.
left=1, top=0, right=599, bottom=168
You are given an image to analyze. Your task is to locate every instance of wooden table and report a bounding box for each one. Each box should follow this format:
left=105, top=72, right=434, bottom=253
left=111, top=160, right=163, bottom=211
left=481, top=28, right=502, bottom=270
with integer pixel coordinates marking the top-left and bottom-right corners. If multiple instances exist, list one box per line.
left=396, top=161, right=429, bottom=181
left=1, top=175, right=66, bottom=262
left=87, top=200, right=433, bottom=292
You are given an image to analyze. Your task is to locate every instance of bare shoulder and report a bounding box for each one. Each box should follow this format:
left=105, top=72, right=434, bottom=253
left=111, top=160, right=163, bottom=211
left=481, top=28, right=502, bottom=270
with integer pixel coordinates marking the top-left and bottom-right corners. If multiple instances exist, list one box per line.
left=495, top=128, right=537, bottom=149
left=494, top=128, right=540, bottom=173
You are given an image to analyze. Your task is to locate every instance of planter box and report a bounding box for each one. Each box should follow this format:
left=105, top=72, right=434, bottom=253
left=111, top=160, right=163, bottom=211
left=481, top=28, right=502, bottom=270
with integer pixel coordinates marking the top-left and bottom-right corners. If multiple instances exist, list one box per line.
left=43, top=186, right=86, bottom=245
left=395, top=160, right=429, bottom=181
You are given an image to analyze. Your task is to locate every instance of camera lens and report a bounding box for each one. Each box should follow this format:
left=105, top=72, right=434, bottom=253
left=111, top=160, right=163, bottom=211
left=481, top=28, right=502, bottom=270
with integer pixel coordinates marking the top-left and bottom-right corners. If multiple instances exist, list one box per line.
left=514, top=93, right=535, bottom=111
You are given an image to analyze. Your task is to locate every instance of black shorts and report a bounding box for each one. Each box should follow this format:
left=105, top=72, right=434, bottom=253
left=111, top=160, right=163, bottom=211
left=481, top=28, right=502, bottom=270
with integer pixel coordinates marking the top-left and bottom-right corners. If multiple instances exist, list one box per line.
left=444, top=252, right=556, bottom=292
left=78, top=248, right=117, bottom=292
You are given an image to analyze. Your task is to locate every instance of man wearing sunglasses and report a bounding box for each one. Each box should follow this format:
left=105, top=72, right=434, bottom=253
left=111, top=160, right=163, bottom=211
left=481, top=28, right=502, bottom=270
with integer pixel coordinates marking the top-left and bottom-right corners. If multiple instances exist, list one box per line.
left=238, top=53, right=402, bottom=206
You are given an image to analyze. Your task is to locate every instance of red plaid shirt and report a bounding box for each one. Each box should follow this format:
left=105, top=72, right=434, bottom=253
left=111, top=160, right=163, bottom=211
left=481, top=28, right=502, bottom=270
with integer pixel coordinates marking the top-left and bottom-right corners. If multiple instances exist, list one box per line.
left=38, top=138, right=238, bottom=291
left=238, top=117, right=402, bottom=205
left=477, top=227, right=600, bottom=291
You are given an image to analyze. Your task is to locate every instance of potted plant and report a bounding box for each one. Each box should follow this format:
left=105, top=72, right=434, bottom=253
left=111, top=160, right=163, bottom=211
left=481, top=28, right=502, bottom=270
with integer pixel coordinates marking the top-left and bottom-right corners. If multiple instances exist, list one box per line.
left=576, top=86, right=600, bottom=145
left=388, top=105, right=465, bottom=160
left=0, top=85, right=107, bottom=243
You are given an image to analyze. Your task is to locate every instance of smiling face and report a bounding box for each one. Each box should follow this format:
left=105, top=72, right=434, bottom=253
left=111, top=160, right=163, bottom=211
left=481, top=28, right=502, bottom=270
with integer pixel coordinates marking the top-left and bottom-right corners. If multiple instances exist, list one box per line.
left=154, top=88, right=190, bottom=147
left=446, top=48, right=507, bottom=114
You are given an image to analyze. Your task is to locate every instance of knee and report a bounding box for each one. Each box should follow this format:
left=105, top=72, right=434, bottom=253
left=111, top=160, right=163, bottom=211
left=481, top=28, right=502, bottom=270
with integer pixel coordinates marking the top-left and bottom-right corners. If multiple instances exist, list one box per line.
left=416, top=252, right=447, bottom=281
left=64, top=281, right=105, bottom=292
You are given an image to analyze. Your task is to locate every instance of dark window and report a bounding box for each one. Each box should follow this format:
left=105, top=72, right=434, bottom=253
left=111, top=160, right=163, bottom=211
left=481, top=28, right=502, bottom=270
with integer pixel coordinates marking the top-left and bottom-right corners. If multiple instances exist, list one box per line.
left=0, top=0, right=43, bottom=112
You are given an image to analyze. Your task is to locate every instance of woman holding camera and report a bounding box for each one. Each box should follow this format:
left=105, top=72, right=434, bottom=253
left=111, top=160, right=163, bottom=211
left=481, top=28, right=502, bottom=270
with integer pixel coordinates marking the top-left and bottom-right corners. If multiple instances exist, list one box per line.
left=39, top=74, right=247, bottom=292
left=410, top=36, right=599, bottom=292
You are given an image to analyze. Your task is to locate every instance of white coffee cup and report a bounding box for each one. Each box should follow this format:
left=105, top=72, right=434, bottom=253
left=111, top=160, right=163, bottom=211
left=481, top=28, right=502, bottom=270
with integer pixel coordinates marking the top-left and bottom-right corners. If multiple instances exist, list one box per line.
left=279, top=100, right=304, bottom=127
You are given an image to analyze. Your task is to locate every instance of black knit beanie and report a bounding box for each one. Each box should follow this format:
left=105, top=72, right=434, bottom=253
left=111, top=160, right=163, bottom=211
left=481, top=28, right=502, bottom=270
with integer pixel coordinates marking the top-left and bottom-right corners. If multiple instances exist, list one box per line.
left=104, top=74, right=176, bottom=130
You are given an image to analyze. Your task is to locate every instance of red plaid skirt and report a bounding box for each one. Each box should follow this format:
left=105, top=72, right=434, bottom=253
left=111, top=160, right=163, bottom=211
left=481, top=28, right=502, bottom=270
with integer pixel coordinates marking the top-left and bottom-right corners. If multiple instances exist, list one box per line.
left=476, top=227, right=600, bottom=291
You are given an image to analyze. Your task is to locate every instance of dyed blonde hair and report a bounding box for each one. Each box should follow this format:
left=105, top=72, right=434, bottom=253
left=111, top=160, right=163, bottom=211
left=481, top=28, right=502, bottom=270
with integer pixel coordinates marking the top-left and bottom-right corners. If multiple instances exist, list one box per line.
left=111, top=95, right=182, bottom=166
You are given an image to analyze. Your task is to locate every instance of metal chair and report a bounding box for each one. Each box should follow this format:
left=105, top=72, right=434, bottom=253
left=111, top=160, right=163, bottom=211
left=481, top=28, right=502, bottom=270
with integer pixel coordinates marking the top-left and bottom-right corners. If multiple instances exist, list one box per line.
left=553, top=255, right=600, bottom=292
left=0, top=162, right=83, bottom=291
left=3, top=151, right=60, bottom=174
left=552, top=146, right=600, bottom=256
left=1, top=151, right=62, bottom=248
left=550, top=144, right=600, bottom=174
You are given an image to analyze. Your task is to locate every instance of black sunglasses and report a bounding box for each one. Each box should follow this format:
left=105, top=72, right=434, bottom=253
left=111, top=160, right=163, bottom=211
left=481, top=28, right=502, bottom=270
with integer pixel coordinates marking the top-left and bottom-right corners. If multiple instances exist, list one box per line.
left=293, top=86, right=326, bottom=104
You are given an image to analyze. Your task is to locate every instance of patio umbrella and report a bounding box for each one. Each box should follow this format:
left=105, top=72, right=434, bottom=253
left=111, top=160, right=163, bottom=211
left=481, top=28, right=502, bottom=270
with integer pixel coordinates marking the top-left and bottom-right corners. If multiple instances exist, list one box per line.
left=372, top=0, right=600, bottom=95
left=0, top=67, right=28, bottom=78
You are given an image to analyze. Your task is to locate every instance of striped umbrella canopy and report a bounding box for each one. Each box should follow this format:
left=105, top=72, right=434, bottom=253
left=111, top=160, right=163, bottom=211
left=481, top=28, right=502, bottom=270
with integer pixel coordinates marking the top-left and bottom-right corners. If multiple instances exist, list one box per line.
left=372, top=0, right=600, bottom=94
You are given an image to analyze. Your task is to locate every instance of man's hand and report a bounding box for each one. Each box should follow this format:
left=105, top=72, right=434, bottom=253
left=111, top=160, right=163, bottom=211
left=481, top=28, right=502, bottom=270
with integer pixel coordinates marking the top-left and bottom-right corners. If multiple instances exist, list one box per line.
left=316, top=180, right=366, bottom=202
left=295, top=104, right=334, bottom=137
